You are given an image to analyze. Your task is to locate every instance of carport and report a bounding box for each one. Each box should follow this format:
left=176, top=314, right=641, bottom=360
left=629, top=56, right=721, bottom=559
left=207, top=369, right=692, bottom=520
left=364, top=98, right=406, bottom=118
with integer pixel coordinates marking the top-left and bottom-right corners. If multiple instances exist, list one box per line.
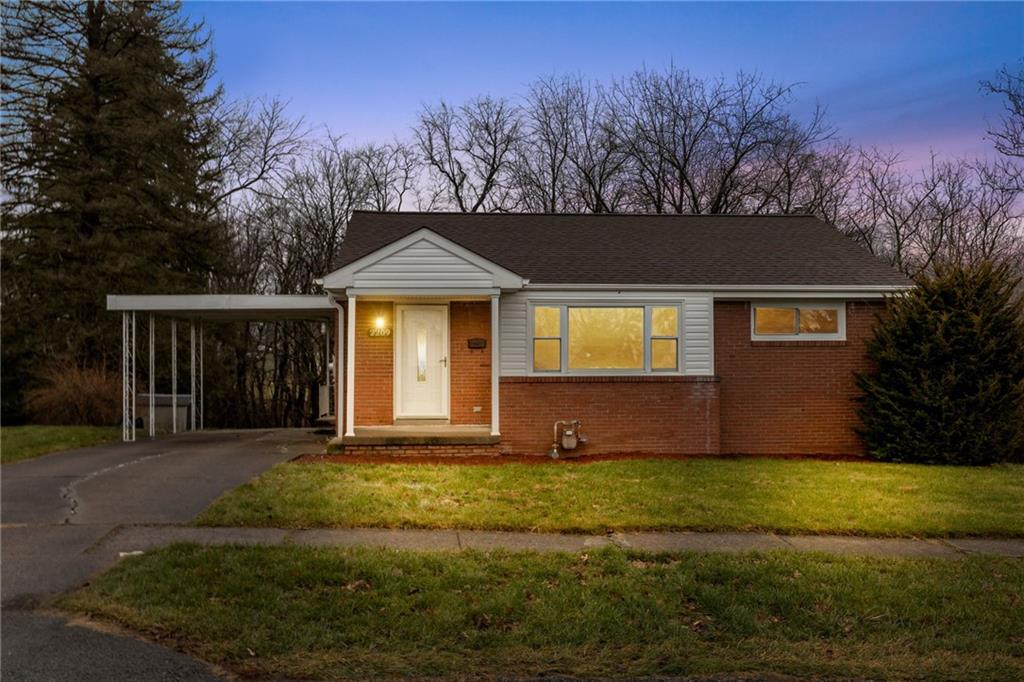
left=107, top=295, right=339, bottom=442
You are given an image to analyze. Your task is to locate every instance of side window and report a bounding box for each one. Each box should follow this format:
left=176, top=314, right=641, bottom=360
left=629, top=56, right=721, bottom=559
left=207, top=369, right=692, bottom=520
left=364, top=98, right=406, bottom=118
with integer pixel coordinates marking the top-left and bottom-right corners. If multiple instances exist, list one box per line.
left=752, top=303, right=844, bottom=340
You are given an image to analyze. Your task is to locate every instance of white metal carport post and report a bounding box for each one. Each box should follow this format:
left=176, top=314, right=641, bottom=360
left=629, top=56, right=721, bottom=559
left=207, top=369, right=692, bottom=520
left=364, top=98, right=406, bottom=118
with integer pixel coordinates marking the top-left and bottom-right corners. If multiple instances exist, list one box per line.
left=121, top=311, right=136, bottom=442
left=190, top=321, right=196, bottom=431
left=199, top=321, right=204, bottom=430
left=148, top=314, right=155, bottom=438
left=171, top=320, right=177, bottom=434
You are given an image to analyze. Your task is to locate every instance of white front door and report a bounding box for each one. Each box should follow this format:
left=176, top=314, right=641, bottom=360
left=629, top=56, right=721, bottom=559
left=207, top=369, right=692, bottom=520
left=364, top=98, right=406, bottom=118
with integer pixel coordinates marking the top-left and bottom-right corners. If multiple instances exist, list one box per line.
left=395, top=305, right=448, bottom=418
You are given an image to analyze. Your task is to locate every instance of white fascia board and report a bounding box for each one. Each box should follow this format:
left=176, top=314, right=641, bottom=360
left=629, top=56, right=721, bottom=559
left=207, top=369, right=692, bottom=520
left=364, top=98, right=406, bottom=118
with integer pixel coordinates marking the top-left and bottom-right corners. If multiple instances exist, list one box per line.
left=106, top=294, right=334, bottom=316
left=522, top=283, right=912, bottom=299
left=339, top=288, right=501, bottom=300
left=322, top=227, right=526, bottom=290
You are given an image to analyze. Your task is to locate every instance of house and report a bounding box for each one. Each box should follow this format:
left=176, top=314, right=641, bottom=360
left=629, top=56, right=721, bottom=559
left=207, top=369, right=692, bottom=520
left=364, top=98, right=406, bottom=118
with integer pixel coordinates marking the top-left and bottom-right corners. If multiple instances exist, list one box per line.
left=108, top=211, right=911, bottom=456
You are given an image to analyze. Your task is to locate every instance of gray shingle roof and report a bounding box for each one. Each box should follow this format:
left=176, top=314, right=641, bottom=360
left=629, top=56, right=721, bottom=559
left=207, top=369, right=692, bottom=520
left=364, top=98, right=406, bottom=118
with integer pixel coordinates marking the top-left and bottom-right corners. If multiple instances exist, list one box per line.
left=333, top=211, right=910, bottom=287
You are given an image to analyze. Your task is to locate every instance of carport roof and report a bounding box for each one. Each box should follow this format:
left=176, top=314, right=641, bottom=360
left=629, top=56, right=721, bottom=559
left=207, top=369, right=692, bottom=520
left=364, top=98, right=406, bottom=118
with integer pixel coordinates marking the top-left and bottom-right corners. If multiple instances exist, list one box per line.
left=106, top=295, right=334, bottom=320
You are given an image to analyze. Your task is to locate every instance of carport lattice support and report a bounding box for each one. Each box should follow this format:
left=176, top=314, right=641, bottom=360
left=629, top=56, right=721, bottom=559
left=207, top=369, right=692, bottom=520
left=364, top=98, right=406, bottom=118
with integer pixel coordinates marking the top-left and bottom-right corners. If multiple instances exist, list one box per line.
left=121, top=311, right=136, bottom=442
left=190, top=321, right=196, bottom=431
left=149, top=314, right=155, bottom=438
left=171, top=319, right=177, bottom=434
left=198, top=321, right=204, bottom=430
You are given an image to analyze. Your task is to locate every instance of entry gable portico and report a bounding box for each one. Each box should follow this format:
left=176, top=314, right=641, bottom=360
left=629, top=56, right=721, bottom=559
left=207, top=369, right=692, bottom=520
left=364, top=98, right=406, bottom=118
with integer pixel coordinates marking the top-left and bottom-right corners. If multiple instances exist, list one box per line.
left=323, top=228, right=522, bottom=441
left=322, top=227, right=526, bottom=294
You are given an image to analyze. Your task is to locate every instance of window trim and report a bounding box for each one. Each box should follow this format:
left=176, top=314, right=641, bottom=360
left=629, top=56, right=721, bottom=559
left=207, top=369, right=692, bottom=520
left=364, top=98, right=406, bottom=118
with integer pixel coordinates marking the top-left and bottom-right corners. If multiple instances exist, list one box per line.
left=750, top=301, right=846, bottom=341
left=528, top=301, right=683, bottom=375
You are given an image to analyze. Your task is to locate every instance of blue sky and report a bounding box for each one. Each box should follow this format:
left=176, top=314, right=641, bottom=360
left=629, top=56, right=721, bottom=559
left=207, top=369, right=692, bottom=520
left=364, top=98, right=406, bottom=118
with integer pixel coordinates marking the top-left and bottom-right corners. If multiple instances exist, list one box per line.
left=184, top=1, right=1023, bottom=166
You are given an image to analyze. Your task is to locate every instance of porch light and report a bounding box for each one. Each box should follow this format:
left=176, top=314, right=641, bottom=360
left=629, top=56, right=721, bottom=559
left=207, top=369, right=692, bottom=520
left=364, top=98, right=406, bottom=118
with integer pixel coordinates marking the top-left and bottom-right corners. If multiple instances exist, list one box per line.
left=374, top=316, right=386, bottom=329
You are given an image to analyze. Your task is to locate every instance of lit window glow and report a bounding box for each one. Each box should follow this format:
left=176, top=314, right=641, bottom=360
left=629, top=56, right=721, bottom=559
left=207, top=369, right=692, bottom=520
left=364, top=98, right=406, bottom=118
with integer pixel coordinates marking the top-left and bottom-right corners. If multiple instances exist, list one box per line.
left=531, top=304, right=680, bottom=373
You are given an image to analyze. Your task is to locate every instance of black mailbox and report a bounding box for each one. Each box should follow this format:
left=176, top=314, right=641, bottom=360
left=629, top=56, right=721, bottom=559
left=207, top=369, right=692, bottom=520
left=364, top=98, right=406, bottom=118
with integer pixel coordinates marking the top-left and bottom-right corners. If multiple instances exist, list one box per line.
left=467, top=338, right=487, bottom=349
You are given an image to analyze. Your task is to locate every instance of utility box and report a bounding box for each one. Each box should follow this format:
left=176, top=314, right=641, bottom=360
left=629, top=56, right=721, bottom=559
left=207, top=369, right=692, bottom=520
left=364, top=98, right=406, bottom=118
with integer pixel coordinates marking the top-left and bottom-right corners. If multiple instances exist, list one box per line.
left=135, top=394, right=192, bottom=433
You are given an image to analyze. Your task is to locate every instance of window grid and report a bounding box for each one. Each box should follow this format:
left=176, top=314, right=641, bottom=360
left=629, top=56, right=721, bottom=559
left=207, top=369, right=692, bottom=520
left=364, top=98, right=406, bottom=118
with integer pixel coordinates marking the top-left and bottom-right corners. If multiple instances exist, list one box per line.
left=649, top=306, right=679, bottom=372
left=530, top=303, right=683, bottom=374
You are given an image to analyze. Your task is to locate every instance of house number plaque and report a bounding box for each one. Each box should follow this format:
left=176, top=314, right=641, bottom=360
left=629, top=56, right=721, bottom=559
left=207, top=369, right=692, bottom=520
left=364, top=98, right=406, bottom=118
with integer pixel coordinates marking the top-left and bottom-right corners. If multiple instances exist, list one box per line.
left=368, top=327, right=392, bottom=337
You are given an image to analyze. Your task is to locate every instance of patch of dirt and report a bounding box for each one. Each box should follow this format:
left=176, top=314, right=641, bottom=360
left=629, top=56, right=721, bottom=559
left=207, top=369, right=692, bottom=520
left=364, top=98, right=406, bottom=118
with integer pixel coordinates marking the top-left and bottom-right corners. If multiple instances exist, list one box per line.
left=293, top=452, right=868, bottom=466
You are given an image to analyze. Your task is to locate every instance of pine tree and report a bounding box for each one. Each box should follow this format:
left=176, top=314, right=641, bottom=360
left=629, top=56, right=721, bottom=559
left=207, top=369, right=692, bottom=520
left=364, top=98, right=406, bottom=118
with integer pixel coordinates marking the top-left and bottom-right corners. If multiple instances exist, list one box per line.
left=2, top=1, right=229, bottom=420
left=857, top=262, right=1024, bottom=465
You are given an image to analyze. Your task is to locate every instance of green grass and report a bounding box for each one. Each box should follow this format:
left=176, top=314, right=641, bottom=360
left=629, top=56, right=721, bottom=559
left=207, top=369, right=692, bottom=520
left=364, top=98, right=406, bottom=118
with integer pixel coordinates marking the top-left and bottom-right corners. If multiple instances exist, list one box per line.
left=195, top=458, right=1024, bottom=537
left=0, top=424, right=120, bottom=464
left=60, top=544, right=1024, bottom=680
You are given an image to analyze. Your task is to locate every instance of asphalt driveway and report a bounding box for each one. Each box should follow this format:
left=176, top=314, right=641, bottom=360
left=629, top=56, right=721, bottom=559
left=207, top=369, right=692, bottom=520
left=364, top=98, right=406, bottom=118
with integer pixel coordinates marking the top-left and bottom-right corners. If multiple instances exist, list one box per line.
left=1, top=428, right=322, bottom=681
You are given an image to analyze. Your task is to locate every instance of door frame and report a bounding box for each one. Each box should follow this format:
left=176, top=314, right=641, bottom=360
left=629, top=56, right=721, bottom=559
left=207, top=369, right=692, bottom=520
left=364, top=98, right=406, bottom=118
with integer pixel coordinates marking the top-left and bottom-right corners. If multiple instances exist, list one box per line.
left=393, top=303, right=450, bottom=420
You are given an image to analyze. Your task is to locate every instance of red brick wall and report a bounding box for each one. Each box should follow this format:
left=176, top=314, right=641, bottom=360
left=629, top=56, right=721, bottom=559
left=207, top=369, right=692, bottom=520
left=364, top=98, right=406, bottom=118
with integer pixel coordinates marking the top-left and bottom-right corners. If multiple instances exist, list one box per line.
left=340, top=444, right=502, bottom=457
left=498, top=376, right=720, bottom=456
left=714, top=300, right=883, bottom=455
left=449, top=302, right=491, bottom=425
left=353, top=302, right=394, bottom=425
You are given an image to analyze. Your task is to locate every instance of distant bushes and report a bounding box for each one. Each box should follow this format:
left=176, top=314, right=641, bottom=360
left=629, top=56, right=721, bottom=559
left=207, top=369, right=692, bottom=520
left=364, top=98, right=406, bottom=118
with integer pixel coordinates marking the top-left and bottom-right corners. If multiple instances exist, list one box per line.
left=25, top=361, right=120, bottom=426
left=858, top=262, right=1024, bottom=465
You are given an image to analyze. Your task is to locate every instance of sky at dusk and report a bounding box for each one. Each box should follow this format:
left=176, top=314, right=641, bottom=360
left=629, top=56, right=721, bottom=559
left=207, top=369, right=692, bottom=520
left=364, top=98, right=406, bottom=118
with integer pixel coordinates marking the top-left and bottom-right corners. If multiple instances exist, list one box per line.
left=183, top=1, right=1023, bottom=168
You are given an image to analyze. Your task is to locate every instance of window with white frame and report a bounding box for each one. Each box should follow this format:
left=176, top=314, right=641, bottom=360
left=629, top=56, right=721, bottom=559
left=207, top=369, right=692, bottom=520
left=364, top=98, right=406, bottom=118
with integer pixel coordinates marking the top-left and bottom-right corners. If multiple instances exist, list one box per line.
left=531, top=304, right=681, bottom=373
left=751, top=302, right=845, bottom=340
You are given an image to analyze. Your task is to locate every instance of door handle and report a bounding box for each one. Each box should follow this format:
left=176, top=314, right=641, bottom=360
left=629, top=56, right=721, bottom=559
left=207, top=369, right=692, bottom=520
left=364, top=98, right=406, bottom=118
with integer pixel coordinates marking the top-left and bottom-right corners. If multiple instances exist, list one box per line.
left=441, top=357, right=447, bottom=368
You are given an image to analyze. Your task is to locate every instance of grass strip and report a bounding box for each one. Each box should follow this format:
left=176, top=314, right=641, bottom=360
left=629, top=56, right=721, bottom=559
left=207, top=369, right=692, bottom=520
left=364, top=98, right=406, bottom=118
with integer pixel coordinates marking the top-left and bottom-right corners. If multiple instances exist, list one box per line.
left=1, top=425, right=120, bottom=464
left=61, top=544, right=1024, bottom=680
left=195, top=458, right=1024, bottom=537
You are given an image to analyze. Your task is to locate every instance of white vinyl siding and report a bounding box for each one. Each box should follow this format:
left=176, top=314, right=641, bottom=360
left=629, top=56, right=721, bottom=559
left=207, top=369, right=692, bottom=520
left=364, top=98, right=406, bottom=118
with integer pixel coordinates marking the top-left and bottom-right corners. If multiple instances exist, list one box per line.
left=499, top=291, right=529, bottom=375
left=351, top=238, right=497, bottom=289
left=498, top=290, right=714, bottom=376
left=683, top=293, right=713, bottom=375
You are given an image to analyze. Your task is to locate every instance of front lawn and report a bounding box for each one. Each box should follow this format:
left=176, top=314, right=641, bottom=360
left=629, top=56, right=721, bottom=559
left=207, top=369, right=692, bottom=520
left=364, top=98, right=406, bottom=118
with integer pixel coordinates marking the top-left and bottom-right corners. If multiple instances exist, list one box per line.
left=195, top=458, right=1024, bottom=537
left=0, top=425, right=121, bottom=464
left=60, top=544, right=1024, bottom=680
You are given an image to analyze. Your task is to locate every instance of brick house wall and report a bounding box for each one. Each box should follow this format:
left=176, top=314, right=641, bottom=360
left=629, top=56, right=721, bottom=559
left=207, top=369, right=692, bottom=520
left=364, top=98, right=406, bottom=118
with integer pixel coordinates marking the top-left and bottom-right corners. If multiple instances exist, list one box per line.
left=714, top=300, right=883, bottom=455
left=449, top=302, right=491, bottom=426
left=498, top=376, right=720, bottom=456
left=353, top=301, right=394, bottom=425
left=340, top=298, right=882, bottom=457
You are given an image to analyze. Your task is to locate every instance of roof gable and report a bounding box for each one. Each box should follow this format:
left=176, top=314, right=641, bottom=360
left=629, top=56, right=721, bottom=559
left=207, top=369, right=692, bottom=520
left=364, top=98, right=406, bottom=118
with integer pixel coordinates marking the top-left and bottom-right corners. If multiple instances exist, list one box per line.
left=322, top=227, right=525, bottom=291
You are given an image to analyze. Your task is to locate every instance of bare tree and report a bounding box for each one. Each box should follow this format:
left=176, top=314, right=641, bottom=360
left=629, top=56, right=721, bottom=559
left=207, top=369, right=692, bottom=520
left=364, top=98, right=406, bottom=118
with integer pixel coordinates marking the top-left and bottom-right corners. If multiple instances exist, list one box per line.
left=353, top=141, right=418, bottom=211
left=512, top=77, right=578, bottom=212
left=983, top=63, right=1024, bottom=160
left=838, top=150, right=1022, bottom=276
left=208, top=97, right=308, bottom=207
left=982, top=62, right=1024, bottom=194
left=414, top=96, right=521, bottom=212
left=608, top=68, right=834, bottom=214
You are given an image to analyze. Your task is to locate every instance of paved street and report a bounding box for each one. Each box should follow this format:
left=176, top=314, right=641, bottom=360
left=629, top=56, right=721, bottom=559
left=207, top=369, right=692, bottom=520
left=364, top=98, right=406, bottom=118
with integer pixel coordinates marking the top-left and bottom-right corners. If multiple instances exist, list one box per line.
left=1, top=429, right=322, bottom=681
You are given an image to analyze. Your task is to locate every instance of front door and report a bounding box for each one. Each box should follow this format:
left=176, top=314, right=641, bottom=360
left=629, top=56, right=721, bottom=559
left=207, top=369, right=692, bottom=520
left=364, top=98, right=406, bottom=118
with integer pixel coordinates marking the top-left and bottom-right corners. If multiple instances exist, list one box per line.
left=395, top=305, right=448, bottom=418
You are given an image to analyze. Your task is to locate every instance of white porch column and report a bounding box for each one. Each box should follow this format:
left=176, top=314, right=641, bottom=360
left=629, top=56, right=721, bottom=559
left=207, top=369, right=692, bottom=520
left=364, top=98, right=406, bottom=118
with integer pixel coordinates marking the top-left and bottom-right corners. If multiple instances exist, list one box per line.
left=345, top=294, right=356, bottom=437
left=490, top=293, right=500, bottom=436
left=333, top=299, right=345, bottom=440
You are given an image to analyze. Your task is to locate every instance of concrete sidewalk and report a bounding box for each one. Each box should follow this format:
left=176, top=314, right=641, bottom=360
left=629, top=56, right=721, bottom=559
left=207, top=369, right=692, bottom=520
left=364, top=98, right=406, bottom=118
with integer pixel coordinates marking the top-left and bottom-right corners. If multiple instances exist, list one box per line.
left=95, top=525, right=1024, bottom=559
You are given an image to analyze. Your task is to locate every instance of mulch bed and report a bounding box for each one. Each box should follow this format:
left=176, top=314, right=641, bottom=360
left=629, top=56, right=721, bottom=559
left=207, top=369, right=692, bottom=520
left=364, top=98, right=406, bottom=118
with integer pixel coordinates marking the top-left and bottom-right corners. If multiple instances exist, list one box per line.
left=294, top=452, right=868, bottom=466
